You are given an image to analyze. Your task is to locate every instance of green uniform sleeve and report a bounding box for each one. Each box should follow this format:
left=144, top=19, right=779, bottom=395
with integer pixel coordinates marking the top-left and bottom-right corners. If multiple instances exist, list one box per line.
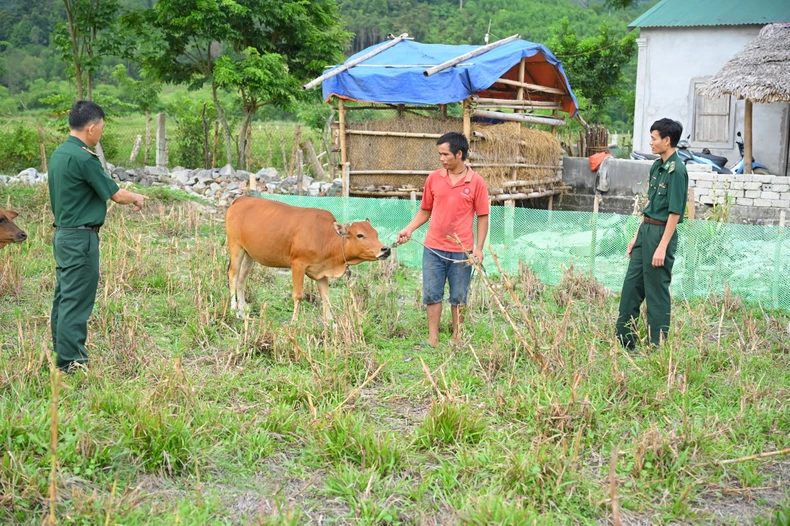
left=81, top=156, right=120, bottom=201
left=667, top=165, right=688, bottom=217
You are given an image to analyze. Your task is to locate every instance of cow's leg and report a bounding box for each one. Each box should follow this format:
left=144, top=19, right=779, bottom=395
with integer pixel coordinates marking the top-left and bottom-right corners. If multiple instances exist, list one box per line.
left=291, top=264, right=307, bottom=322
left=316, top=277, right=334, bottom=323
left=236, top=251, right=256, bottom=316
left=228, top=242, right=245, bottom=313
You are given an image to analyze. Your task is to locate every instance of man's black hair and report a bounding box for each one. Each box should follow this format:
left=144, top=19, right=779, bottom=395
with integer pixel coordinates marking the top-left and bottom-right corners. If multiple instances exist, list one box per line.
left=69, top=100, right=105, bottom=130
left=436, top=131, right=469, bottom=160
left=650, top=118, right=683, bottom=148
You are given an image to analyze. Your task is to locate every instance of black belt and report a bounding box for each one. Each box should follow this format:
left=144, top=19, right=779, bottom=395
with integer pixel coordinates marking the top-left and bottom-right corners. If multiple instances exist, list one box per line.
left=643, top=216, right=666, bottom=226
left=56, top=225, right=101, bottom=233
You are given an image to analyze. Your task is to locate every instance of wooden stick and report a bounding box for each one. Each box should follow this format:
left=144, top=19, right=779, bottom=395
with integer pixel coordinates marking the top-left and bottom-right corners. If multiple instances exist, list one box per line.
left=424, top=34, right=520, bottom=77
left=349, top=169, right=432, bottom=175
left=609, top=442, right=621, bottom=526
left=47, top=366, right=61, bottom=526
left=472, top=109, right=565, bottom=126
left=297, top=149, right=304, bottom=196
left=303, top=33, right=409, bottom=90
left=502, top=177, right=561, bottom=187
left=493, top=77, right=566, bottom=96
left=338, top=98, right=348, bottom=165
left=489, top=189, right=560, bottom=201
left=469, top=162, right=560, bottom=168
left=474, top=98, right=561, bottom=107
left=463, top=98, right=471, bottom=139
left=476, top=105, right=566, bottom=114
left=719, top=447, right=790, bottom=465
left=302, top=140, right=326, bottom=179
left=744, top=99, right=753, bottom=174
left=129, top=134, right=142, bottom=162
left=345, top=129, right=443, bottom=139
left=350, top=190, right=424, bottom=198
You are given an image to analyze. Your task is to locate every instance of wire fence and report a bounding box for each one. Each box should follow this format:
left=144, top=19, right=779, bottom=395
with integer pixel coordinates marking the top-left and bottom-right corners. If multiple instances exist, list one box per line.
left=255, top=193, right=790, bottom=311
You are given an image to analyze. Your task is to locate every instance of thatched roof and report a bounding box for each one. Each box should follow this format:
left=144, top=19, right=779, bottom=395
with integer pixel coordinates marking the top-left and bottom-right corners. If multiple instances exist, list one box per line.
left=700, top=23, right=790, bottom=103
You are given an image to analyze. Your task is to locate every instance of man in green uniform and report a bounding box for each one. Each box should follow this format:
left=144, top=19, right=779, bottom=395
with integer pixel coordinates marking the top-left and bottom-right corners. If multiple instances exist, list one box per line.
left=616, top=118, right=688, bottom=349
left=49, top=100, right=148, bottom=372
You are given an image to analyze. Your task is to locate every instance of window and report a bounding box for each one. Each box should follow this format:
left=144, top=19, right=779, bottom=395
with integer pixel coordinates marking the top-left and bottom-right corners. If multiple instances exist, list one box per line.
left=693, top=82, right=731, bottom=143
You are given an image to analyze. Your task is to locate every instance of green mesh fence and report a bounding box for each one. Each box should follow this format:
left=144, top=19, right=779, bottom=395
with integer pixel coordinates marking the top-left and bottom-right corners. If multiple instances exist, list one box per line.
left=254, top=193, right=790, bottom=311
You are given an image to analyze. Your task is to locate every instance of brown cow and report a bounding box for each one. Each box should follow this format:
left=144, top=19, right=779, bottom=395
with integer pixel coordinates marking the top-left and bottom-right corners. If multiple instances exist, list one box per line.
left=0, top=208, right=27, bottom=250
left=226, top=196, right=391, bottom=320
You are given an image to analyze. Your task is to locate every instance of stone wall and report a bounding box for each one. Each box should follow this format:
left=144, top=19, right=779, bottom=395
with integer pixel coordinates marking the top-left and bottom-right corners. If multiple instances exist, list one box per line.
left=690, top=172, right=789, bottom=224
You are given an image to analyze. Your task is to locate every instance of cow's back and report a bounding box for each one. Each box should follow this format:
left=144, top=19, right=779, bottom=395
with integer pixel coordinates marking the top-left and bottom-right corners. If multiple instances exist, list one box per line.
left=226, top=197, right=338, bottom=268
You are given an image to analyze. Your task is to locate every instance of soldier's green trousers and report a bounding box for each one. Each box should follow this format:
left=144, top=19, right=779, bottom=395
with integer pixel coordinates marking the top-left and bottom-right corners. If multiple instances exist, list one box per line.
left=51, top=229, right=100, bottom=370
left=616, top=222, right=677, bottom=348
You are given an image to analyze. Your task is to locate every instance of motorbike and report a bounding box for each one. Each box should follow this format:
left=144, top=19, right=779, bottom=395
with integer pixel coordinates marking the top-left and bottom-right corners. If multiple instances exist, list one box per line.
left=732, top=131, right=770, bottom=175
left=676, top=136, right=731, bottom=174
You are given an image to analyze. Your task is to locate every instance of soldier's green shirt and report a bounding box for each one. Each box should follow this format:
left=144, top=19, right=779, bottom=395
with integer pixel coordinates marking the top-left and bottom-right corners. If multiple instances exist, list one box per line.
left=642, top=151, right=689, bottom=224
left=48, top=136, right=120, bottom=227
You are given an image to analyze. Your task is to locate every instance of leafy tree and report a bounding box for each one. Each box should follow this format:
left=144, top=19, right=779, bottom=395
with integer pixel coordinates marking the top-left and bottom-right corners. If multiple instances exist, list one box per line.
left=549, top=18, right=636, bottom=123
left=53, top=0, right=131, bottom=100
left=135, top=0, right=349, bottom=167
left=214, top=49, right=297, bottom=167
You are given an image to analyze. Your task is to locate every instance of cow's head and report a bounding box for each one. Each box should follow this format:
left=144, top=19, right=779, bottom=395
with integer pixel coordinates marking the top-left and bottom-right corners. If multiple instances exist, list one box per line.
left=0, top=208, right=28, bottom=250
left=333, top=219, right=391, bottom=262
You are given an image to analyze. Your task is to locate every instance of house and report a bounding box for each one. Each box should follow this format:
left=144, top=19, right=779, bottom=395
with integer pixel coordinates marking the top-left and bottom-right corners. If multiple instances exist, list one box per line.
left=629, top=0, right=790, bottom=176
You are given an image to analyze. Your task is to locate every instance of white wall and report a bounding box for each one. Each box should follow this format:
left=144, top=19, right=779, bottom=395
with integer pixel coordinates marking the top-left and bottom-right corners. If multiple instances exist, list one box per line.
left=633, top=26, right=790, bottom=176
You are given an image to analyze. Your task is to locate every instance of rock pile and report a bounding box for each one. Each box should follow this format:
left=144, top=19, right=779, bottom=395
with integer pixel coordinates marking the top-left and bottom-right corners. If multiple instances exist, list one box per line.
left=0, top=164, right=343, bottom=206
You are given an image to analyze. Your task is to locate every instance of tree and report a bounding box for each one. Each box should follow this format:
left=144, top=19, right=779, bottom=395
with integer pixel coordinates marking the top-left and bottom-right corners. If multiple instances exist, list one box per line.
left=214, top=49, right=297, bottom=167
left=549, top=18, right=636, bottom=122
left=53, top=0, right=125, bottom=100
left=134, top=0, right=350, bottom=167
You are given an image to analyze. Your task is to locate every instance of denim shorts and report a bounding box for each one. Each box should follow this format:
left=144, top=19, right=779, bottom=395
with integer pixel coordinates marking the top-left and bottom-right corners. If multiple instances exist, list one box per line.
left=422, top=246, right=473, bottom=305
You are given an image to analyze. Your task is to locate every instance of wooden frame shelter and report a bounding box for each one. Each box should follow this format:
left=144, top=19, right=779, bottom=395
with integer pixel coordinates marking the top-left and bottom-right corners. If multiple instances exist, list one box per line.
left=306, top=34, right=584, bottom=203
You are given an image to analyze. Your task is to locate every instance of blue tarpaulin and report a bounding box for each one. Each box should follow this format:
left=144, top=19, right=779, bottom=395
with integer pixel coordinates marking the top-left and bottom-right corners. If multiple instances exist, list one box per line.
left=321, top=39, right=579, bottom=115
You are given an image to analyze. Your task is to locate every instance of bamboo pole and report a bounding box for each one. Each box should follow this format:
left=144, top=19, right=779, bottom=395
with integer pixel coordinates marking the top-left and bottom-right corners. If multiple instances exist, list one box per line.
left=345, top=129, right=443, bottom=139
left=494, top=77, right=566, bottom=96
left=476, top=105, right=566, bottom=114
left=302, top=140, right=326, bottom=180
left=424, top=34, right=520, bottom=77
left=349, top=169, right=432, bottom=175
left=303, top=33, right=409, bottom=90
left=744, top=99, right=753, bottom=174
left=474, top=98, right=561, bottom=108
left=469, top=162, right=560, bottom=169
left=505, top=199, right=515, bottom=269
left=338, top=98, right=348, bottom=165
left=503, top=177, right=562, bottom=187
left=463, top=98, right=471, bottom=139
left=472, top=109, right=565, bottom=127
left=489, top=189, right=560, bottom=201
left=351, top=189, right=424, bottom=198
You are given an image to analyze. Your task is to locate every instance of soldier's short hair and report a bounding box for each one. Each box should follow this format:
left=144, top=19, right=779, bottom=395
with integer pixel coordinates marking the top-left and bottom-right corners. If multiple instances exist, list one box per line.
left=650, top=118, right=683, bottom=148
left=69, top=100, right=105, bottom=130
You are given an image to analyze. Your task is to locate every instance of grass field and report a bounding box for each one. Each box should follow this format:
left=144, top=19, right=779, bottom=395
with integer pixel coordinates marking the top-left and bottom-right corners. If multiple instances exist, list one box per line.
left=1, top=183, right=789, bottom=525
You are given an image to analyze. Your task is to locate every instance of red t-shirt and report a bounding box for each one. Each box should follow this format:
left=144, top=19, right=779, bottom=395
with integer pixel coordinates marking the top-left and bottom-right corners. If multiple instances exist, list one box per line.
left=421, top=167, right=490, bottom=252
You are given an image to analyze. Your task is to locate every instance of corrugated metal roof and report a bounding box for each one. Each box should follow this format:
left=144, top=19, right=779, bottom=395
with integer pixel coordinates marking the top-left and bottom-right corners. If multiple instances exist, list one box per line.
left=630, top=0, right=790, bottom=29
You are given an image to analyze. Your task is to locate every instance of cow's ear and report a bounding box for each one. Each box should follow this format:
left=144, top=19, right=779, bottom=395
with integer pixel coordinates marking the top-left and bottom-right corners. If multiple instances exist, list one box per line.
left=6, top=210, right=18, bottom=220
left=333, top=222, right=348, bottom=237
left=365, top=218, right=370, bottom=223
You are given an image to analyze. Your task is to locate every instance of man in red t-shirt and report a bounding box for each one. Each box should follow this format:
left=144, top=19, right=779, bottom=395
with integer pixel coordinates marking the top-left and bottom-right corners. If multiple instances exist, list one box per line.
left=398, top=132, right=490, bottom=348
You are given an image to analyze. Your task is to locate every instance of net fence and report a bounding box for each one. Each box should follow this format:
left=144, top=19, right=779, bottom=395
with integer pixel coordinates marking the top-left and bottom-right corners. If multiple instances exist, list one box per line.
left=255, top=193, right=790, bottom=311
